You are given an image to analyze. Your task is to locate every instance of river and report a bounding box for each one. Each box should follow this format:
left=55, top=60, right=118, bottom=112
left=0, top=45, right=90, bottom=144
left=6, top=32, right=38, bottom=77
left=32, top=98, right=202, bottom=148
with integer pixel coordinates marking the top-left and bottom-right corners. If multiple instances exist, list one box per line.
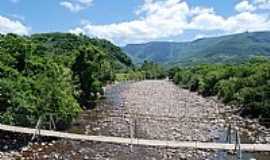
left=17, top=80, right=270, bottom=160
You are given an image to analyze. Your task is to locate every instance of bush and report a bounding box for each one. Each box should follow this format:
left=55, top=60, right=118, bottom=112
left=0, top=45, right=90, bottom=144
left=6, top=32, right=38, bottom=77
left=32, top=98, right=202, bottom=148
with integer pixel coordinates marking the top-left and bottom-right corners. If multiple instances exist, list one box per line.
left=171, top=57, right=270, bottom=119
left=0, top=33, right=132, bottom=128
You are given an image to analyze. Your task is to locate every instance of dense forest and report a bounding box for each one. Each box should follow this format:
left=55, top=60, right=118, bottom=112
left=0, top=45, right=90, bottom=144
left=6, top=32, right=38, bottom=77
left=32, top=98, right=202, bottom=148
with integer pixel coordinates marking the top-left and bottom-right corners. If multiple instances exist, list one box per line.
left=0, top=33, right=133, bottom=128
left=169, top=57, right=270, bottom=120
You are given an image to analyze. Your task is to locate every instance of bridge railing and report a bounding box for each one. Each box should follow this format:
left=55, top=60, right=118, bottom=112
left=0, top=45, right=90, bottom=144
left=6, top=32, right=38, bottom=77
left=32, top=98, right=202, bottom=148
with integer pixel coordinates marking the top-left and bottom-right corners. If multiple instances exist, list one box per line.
left=1, top=111, right=270, bottom=143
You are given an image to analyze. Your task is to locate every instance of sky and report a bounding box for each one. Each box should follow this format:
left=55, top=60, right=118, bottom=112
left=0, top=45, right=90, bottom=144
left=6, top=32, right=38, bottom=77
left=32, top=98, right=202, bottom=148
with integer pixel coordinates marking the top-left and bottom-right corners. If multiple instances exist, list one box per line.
left=1, top=0, right=270, bottom=45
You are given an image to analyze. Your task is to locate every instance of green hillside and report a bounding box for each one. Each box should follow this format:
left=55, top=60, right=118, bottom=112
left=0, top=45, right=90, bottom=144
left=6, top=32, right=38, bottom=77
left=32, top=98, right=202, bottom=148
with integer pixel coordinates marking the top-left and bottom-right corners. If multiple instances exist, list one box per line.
left=0, top=33, right=132, bottom=128
left=123, top=31, right=270, bottom=66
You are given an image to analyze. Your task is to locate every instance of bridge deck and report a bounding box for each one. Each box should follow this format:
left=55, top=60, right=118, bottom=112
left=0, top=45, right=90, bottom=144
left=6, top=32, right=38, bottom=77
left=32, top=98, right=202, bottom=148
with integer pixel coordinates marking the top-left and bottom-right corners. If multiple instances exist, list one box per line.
left=1, top=124, right=270, bottom=152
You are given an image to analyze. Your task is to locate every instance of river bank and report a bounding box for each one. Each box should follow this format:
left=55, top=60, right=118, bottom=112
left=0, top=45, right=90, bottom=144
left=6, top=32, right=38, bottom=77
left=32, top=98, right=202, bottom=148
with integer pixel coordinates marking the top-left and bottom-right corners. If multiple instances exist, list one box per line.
left=1, top=80, right=270, bottom=160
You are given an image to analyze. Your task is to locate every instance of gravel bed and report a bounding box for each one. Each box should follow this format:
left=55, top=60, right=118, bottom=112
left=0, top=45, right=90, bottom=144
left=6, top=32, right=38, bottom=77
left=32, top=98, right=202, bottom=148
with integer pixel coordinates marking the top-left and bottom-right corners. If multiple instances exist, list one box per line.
left=1, top=80, right=270, bottom=160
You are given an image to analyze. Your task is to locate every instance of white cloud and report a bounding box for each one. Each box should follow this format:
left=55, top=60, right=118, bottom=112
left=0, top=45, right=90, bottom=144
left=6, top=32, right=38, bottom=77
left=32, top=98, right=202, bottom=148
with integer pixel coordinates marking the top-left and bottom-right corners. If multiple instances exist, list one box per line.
left=224, top=12, right=270, bottom=32
left=0, top=15, right=29, bottom=35
left=70, top=27, right=85, bottom=35
left=189, top=6, right=215, bottom=16
left=254, top=0, right=270, bottom=9
left=60, top=1, right=84, bottom=12
left=70, top=0, right=190, bottom=44
left=189, top=11, right=270, bottom=33
left=194, top=32, right=223, bottom=40
left=189, top=13, right=225, bottom=31
left=235, top=1, right=256, bottom=12
left=60, top=0, right=93, bottom=12
left=70, top=0, right=270, bottom=45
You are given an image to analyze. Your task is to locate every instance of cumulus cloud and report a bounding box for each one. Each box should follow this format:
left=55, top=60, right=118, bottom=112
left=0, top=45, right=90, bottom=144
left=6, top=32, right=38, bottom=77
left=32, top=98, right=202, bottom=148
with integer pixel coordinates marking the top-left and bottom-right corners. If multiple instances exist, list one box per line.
left=70, top=0, right=190, bottom=44
left=0, top=15, right=29, bottom=35
left=224, top=12, right=270, bottom=32
left=189, top=6, right=215, bottom=16
left=60, top=0, right=93, bottom=12
left=190, top=11, right=270, bottom=33
left=70, top=0, right=270, bottom=45
left=235, top=0, right=256, bottom=12
left=254, top=0, right=270, bottom=9
left=188, top=13, right=225, bottom=31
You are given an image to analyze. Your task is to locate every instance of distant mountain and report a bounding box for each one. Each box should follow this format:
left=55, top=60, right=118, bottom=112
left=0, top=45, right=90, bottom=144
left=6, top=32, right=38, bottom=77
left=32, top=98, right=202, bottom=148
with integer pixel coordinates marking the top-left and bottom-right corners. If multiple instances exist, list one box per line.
left=123, top=31, right=270, bottom=66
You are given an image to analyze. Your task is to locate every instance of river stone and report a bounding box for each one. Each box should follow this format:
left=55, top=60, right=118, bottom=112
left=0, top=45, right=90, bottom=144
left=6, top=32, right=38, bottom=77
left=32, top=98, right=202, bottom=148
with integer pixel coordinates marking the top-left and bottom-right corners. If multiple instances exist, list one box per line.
left=250, top=124, right=257, bottom=130
left=43, top=155, right=49, bottom=159
left=21, top=147, right=29, bottom=152
left=84, top=155, right=90, bottom=160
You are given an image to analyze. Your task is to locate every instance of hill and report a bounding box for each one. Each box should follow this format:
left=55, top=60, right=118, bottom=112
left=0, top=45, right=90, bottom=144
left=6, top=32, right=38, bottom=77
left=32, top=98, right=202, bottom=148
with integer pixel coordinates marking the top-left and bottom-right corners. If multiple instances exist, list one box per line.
left=0, top=33, right=133, bottom=128
left=123, top=31, right=270, bottom=66
left=31, top=33, right=133, bottom=68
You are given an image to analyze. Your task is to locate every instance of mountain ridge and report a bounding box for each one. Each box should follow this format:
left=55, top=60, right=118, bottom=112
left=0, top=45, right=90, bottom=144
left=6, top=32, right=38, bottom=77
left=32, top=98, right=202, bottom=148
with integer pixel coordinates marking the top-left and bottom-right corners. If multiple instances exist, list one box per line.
left=123, top=31, right=270, bottom=66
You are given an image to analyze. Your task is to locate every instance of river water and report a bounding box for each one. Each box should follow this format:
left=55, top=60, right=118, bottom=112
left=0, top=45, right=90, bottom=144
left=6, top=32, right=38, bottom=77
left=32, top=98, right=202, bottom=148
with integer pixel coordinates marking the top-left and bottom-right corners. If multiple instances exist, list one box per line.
left=20, top=80, right=270, bottom=160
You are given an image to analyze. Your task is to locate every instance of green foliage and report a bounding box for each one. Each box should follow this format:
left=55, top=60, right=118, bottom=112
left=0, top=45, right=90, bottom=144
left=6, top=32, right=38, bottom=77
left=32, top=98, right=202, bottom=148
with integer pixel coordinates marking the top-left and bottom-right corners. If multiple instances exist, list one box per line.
left=0, top=33, right=132, bottom=128
left=140, top=60, right=166, bottom=79
left=115, top=70, right=145, bottom=81
left=88, top=38, right=133, bottom=67
left=115, top=61, right=166, bottom=81
left=171, top=58, right=270, bottom=119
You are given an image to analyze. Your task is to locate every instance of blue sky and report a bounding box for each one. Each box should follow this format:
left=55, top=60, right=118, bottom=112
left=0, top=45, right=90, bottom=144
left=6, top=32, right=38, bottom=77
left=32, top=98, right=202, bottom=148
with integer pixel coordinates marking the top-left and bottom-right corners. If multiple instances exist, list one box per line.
left=1, top=0, right=270, bottom=45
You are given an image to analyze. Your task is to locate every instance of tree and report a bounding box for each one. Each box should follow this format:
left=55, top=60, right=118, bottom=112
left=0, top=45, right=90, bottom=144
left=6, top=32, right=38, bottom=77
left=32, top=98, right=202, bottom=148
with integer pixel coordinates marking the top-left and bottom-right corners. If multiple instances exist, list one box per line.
left=170, top=58, right=270, bottom=120
left=0, top=33, right=133, bottom=128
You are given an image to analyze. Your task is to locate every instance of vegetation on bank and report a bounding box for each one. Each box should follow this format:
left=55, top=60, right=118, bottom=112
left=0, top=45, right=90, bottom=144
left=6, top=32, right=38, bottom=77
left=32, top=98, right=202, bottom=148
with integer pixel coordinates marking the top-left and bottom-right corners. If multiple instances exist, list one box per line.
left=170, top=57, right=270, bottom=119
left=0, top=33, right=132, bottom=128
left=2, top=31, right=268, bottom=130
left=115, top=60, right=166, bottom=81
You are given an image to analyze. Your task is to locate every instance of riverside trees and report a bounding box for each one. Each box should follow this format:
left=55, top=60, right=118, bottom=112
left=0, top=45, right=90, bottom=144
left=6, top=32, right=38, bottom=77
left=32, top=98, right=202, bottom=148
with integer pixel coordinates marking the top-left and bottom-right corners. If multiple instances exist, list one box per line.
left=170, top=57, right=270, bottom=119
left=0, top=33, right=132, bottom=128
left=115, top=60, right=166, bottom=81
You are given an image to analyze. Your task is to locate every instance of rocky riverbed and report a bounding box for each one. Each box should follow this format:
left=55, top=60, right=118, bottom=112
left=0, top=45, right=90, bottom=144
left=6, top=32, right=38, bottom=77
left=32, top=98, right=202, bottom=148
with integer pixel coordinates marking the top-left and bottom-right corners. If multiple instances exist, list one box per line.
left=1, top=80, right=270, bottom=160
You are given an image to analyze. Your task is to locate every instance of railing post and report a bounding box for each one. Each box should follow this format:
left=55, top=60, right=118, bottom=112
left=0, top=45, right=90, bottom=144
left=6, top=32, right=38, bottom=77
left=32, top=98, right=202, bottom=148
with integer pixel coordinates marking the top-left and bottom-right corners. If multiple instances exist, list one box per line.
left=31, top=116, right=42, bottom=141
left=236, top=131, right=242, bottom=160
left=226, top=124, right=232, bottom=144
left=49, top=114, right=56, bottom=130
left=134, top=118, right=137, bottom=138
left=233, top=130, right=242, bottom=160
left=129, top=118, right=134, bottom=152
